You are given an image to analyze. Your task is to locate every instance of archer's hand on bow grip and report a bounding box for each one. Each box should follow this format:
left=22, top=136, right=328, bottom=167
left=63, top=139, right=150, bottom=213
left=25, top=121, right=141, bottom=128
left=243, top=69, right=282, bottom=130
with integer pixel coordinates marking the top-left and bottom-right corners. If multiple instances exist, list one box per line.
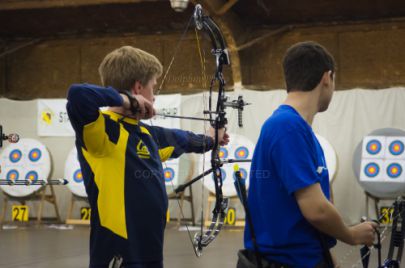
left=350, top=217, right=379, bottom=247
left=209, top=127, right=230, bottom=146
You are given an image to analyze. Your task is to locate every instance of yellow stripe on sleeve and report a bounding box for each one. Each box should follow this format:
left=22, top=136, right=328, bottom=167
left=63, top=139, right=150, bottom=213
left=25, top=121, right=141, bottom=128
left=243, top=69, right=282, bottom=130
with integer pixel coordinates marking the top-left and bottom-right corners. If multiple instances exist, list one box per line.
left=159, top=146, right=175, bottom=162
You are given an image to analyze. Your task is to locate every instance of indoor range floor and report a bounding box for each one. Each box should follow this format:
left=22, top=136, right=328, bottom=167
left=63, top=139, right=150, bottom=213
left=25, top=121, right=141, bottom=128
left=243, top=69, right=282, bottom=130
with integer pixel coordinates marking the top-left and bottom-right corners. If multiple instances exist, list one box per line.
left=0, top=223, right=397, bottom=268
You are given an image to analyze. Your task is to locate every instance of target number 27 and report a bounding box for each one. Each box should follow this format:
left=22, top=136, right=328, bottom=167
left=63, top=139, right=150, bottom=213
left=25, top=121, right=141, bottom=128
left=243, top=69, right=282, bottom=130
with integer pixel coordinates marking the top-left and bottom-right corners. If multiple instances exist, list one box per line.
left=81, top=207, right=91, bottom=220
left=12, top=205, right=29, bottom=222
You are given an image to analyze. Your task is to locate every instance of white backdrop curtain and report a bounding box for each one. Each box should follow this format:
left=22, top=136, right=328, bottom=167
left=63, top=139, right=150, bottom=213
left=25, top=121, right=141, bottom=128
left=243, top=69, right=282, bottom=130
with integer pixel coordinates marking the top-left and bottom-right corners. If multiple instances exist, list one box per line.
left=1, top=88, right=405, bottom=223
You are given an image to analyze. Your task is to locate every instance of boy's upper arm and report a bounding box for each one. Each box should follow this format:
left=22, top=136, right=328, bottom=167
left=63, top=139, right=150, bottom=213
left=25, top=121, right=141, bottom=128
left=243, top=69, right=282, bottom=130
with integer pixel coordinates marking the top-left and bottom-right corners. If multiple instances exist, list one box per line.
left=81, top=112, right=115, bottom=156
left=67, top=84, right=122, bottom=156
left=295, top=183, right=329, bottom=220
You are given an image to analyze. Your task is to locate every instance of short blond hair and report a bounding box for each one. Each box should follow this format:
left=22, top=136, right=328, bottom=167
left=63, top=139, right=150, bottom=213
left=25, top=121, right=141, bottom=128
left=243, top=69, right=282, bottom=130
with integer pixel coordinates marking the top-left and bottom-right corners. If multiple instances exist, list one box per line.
left=98, top=46, right=163, bottom=91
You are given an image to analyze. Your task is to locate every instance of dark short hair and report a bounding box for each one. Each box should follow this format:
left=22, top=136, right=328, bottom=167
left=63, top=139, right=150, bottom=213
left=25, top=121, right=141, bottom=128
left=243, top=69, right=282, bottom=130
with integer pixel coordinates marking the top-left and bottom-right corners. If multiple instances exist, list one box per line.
left=282, top=41, right=336, bottom=92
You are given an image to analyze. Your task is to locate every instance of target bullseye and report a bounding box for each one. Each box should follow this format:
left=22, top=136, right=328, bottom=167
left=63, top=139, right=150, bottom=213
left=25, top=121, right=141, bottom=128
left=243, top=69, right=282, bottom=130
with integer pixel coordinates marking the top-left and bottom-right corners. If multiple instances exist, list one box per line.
left=73, top=169, right=83, bottom=183
left=212, top=168, right=226, bottom=182
left=364, top=163, right=380, bottom=178
left=28, top=148, right=42, bottom=162
left=25, top=170, right=39, bottom=182
left=6, top=170, right=19, bottom=182
left=65, top=147, right=87, bottom=197
left=233, top=168, right=247, bottom=181
left=219, top=148, right=228, bottom=159
left=366, top=140, right=382, bottom=155
left=386, top=163, right=402, bottom=179
left=389, top=140, right=404, bottom=156
left=9, top=149, right=22, bottom=163
left=163, top=167, right=175, bottom=183
left=234, top=146, right=249, bottom=160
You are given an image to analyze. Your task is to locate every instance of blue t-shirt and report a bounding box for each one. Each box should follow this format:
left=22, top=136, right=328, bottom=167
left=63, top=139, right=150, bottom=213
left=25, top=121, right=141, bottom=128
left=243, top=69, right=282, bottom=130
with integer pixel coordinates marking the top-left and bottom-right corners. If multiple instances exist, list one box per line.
left=244, top=105, right=336, bottom=267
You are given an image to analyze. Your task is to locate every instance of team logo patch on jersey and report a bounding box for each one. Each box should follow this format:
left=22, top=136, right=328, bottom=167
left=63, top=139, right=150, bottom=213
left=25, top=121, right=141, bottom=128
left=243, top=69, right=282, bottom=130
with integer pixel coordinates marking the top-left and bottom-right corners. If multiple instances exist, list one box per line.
left=316, top=166, right=327, bottom=174
left=136, top=140, right=150, bottom=159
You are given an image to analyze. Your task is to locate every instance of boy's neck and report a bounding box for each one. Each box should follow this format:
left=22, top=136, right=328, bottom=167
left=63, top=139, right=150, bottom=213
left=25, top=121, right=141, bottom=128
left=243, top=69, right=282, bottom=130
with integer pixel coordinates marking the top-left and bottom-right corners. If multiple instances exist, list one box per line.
left=283, top=89, right=320, bottom=125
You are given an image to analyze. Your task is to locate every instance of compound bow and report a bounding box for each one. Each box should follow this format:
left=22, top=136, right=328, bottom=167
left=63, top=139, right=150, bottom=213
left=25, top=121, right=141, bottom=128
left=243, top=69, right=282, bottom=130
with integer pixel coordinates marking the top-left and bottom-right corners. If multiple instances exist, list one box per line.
left=360, top=198, right=405, bottom=268
left=341, top=197, right=405, bottom=268
left=153, top=4, right=249, bottom=257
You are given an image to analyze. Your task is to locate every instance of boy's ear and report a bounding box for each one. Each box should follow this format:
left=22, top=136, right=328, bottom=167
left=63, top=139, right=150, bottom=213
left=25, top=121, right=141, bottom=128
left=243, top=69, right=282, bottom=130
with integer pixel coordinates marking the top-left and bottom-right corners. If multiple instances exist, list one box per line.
left=328, top=70, right=334, bottom=81
left=322, top=71, right=333, bottom=85
left=131, top=81, right=142, bottom=95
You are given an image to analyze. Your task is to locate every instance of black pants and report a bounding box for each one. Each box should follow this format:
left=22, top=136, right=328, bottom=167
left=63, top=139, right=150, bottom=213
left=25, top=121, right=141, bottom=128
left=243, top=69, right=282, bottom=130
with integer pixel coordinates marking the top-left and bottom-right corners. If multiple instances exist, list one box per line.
left=236, top=249, right=330, bottom=268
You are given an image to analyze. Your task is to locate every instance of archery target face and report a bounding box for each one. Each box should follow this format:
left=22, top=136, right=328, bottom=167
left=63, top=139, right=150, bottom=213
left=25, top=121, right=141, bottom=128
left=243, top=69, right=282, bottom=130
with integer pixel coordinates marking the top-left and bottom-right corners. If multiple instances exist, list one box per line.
left=353, top=128, right=405, bottom=198
left=0, top=139, right=51, bottom=197
left=199, top=133, right=254, bottom=197
left=163, top=158, right=179, bottom=186
left=360, top=159, right=384, bottom=182
left=64, top=147, right=87, bottom=197
left=384, top=160, right=405, bottom=182
left=315, top=134, right=338, bottom=182
left=362, top=136, right=386, bottom=159
left=385, top=137, right=405, bottom=159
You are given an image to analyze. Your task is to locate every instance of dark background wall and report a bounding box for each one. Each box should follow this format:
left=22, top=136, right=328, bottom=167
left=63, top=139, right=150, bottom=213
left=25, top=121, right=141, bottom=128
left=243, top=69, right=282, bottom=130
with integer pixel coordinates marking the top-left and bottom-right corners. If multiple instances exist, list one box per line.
left=240, top=20, right=405, bottom=90
left=0, top=35, right=223, bottom=99
left=1, top=0, right=405, bottom=99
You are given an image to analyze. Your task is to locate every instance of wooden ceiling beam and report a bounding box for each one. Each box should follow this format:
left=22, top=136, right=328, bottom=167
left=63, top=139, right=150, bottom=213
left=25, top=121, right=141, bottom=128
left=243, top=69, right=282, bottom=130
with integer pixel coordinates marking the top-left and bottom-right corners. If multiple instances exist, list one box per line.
left=0, top=0, right=162, bottom=10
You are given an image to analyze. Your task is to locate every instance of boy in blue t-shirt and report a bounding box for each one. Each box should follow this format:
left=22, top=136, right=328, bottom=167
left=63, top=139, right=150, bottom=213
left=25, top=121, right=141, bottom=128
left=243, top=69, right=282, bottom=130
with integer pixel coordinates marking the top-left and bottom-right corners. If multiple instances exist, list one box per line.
left=242, top=41, right=377, bottom=268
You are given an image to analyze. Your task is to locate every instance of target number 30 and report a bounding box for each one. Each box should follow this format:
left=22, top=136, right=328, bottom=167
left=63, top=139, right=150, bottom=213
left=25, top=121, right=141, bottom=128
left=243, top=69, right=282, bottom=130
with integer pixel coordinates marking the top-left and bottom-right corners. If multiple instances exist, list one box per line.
left=12, top=205, right=29, bottom=222
left=224, top=207, right=236, bottom=225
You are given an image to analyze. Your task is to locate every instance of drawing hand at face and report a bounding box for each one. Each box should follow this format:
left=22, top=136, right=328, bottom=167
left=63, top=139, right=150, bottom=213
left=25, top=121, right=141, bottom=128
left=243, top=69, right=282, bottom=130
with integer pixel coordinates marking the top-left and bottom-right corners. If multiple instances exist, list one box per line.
left=121, top=93, right=156, bottom=120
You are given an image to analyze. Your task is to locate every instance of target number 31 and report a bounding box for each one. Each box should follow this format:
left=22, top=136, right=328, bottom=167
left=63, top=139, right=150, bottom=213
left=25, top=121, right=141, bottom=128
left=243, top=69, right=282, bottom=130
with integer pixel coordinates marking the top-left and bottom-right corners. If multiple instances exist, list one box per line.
left=380, top=207, right=394, bottom=224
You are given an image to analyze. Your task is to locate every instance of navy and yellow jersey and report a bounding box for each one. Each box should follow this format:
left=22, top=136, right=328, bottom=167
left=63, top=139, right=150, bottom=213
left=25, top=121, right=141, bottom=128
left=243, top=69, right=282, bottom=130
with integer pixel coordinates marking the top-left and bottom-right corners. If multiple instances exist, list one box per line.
left=66, top=83, right=213, bottom=266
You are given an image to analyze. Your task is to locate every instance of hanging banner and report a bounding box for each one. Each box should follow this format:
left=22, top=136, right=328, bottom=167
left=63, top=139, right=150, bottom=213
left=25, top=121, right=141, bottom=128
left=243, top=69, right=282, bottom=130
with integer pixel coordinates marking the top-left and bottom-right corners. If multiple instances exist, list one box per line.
left=151, top=94, right=181, bottom=185
left=151, top=94, right=181, bottom=129
left=37, top=99, right=74, bottom=136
